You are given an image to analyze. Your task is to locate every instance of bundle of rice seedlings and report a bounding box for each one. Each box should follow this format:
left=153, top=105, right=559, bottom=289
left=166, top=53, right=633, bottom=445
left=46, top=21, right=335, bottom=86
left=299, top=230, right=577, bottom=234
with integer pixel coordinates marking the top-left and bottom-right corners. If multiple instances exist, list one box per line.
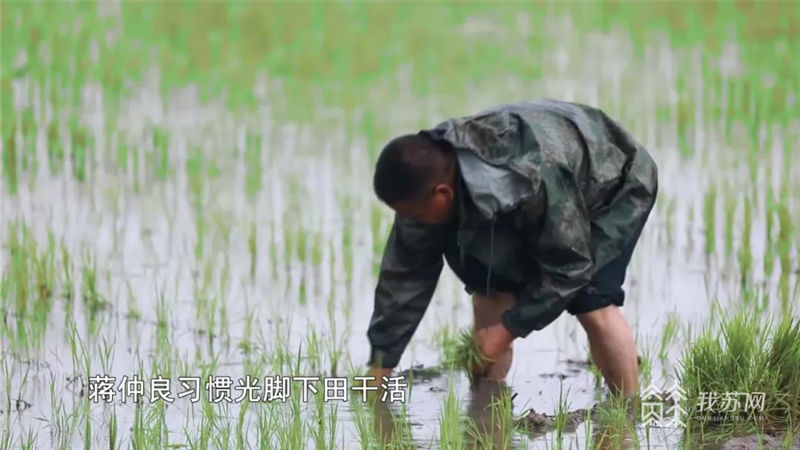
left=446, top=328, right=495, bottom=383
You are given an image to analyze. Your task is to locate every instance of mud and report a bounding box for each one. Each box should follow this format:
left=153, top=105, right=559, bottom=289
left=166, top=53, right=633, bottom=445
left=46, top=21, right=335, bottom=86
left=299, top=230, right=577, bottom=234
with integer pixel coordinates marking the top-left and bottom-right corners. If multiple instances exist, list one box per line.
left=515, top=406, right=592, bottom=434
left=717, top=434, right=800, bottom=450
left=396, top=363, right=447, bottom=384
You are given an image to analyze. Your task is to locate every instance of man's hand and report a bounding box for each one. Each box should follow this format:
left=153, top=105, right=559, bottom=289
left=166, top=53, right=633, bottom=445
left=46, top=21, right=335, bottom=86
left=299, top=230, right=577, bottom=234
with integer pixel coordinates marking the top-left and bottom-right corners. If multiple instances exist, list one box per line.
left=473, top=323, right=515, bottom=380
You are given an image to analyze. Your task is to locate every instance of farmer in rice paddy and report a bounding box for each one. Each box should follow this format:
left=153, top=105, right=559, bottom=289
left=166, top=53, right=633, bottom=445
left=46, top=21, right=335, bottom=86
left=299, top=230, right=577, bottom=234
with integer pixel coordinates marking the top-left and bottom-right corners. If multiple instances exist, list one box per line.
left=366, top=99, right=658, bottom=399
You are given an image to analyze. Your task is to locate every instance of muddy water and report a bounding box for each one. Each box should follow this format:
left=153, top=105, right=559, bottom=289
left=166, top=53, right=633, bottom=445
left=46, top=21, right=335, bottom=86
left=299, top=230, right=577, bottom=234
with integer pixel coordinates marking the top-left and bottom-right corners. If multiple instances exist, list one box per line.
left=2, top=11, right=798, bottom=450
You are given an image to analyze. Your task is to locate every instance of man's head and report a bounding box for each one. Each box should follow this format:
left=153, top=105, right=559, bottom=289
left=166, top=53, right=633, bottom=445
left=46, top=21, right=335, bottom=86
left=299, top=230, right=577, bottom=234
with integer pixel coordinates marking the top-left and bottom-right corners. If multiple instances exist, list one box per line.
left=373, top=133, right=458, bottom=225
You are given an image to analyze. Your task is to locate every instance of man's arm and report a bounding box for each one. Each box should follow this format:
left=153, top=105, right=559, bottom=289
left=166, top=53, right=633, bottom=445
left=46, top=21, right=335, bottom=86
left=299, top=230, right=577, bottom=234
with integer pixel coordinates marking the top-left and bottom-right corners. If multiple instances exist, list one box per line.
left=367, top=214, right=444, bottom=369
left=500, top=163, right=594, bottom=338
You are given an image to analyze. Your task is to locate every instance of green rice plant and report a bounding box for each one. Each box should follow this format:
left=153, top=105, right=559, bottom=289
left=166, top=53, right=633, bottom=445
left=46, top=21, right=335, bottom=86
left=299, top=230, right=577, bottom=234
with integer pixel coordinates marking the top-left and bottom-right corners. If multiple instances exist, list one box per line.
left=19, top=427, right=37, bottom=450
left=235, top=397, right=250, bottom=450
left=703, top=183, right=717, bottom=256
left=255, top=403, right=278, bottom=447
left=123, top=280, right=140, bottom=321
left=69, top=117, right=90, bottom=183
left=2, top=125, right=19, bottom=194
left=776, top=204, right=792, bottom=310
left=465, top=382, right=516, bottom=450
left=386, top=403, right=416, bottom=450
left=19, top=108, right=36, bottom=178
left=276, top=378, right=306, bottom=449
left=305, top=325, right=322, bottom=374
left=2, top=222, right=57, bottom=352
left=687, top=205, right=696, bottom=254
left=82, top=390, right=91, bottom=450
left=130, top=402, right=146, bottom=450
left=764, top=186, right=776, bottom=278
left=195, top=212, right=207, bottom=260
left=637, top=336, right=654, bottom=384
left=310, top=380, right=337, bottom=450
left=438, top=374, right=466, bottom=449
left=723, top=189, right=736, bottom=259
left=238, top=294, right=255, bottom=356
left=79, top=253, right=106, bottom=332
left=107, top=409, right=118, bottom=450
left=151, top=126, right=170, bottom=181
left=349, top=388, right=371, bottom=449
left=1, top=2, right=799, bottom=448
left=679, top=309, right=800, bottom=434
left=444, top=327, right=493, bottom=384
left=49, top=373, right=79, bottom=448
left=97, top=336, right=114, bottom=375
left=659, top=312, right=680, bottom=362
left=585, top=346, right=604, bottom=391
left=550, top=381, right=572, bottom=449
left=324, top=308, right=345, bottom=377
left=664, top=197, right=677, bottom=249
left=590, top=389, right=639, bottom=449
left=764, top=314, right=800, bottom=425
left=738, top=195, right=753, bottom=286
left=248, top=223, right=257, bottom=281
left=245, top=130, right=262, bottom=199
left=60, top=240, right=74, bottom=298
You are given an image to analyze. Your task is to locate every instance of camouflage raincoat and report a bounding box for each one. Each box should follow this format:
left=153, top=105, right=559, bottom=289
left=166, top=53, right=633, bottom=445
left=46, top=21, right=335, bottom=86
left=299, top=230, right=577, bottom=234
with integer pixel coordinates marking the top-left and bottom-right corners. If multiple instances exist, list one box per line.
left=368, top=99, right=658, bottom=369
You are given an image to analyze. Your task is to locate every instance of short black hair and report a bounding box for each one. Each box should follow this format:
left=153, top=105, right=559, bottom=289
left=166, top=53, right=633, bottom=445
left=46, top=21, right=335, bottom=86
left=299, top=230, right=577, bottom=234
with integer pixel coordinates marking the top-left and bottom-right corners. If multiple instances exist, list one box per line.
left=373, top=133, right=454, bottom=204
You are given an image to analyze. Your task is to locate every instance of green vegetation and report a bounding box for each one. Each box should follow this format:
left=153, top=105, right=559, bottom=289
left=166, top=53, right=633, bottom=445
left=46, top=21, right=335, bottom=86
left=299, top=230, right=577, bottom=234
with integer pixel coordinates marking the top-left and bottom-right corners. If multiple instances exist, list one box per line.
left=1, top=1, right=798, bottom=448
left=446, top=328, right=493, bottom=384
left=679, top=310, right=800, bottom=436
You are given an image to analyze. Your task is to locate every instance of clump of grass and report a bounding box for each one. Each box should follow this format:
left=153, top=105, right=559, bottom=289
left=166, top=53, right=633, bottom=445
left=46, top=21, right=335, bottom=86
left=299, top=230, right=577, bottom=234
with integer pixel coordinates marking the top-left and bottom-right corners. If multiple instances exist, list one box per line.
left=679, top=309, right=800, bottom=434
left=444, top=328, right=493, bottom=384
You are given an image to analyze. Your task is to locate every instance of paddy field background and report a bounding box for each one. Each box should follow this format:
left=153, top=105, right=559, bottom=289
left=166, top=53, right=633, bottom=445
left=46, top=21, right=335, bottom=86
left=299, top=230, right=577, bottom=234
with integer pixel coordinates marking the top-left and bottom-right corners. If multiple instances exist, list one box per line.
left=1, top=2, right=799, bottom=449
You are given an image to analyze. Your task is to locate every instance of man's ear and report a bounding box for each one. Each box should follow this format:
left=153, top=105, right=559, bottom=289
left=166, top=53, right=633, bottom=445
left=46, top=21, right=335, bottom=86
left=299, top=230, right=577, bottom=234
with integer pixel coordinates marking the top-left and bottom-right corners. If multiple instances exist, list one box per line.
left=433, top=183, right=454, bottom=202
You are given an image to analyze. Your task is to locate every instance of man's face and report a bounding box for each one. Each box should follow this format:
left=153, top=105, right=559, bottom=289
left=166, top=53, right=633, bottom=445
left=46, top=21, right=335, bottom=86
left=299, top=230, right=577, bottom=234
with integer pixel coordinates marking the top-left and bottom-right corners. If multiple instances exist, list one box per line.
left=390, top=184, right=455, bottom=225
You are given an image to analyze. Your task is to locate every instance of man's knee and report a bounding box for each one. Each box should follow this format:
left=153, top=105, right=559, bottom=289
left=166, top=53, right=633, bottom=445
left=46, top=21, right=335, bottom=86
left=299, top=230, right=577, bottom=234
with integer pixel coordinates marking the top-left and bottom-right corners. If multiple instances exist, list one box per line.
left=577, top=304, right=623, bottom=336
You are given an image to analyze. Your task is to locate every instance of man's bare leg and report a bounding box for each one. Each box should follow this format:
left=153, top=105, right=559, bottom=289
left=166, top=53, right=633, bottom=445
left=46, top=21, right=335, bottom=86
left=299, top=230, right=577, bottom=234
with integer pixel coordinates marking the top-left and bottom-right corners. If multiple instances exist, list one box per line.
left=472, top=292, right=516, bottom=381
left=577, top=305, right=639, bottom=397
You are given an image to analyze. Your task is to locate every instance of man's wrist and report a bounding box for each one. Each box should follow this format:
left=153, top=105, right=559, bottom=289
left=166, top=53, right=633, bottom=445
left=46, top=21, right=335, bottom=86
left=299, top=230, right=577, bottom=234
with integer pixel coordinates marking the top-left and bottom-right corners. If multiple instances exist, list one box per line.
left=497, top=322, right=516, bottom=343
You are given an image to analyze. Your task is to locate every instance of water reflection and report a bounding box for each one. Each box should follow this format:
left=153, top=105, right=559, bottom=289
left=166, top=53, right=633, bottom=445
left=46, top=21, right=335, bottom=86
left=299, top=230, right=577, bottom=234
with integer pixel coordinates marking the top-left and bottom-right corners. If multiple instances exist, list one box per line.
left=370, top=398, right=416, bottom=448
left=465, top=380, right=515, bottom=450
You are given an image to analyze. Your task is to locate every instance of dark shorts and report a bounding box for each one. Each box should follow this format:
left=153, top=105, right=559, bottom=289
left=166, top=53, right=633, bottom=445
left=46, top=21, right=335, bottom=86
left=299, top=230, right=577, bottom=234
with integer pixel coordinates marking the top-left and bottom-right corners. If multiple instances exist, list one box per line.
left=565, top=218, right=649, bottom=316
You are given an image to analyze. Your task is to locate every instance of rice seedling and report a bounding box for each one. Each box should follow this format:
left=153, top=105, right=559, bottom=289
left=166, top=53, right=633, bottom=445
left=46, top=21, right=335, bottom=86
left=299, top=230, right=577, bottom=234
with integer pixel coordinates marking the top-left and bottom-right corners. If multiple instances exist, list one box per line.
left=638, top=338, right=654, bottom=385
left=589, top=390, right=639, bottom=450
left=678, top=308, right=800, bottom=437
left=775, top=204, right=793, bottom=310
left=443, top=327, right=493, bottom=384
left=659, top=313, right=680, bottom=362
left=737, top=194, right=753, bottom=286
left=438, top=374, right=466, bottom=449
left=723, top=189, right=736, bottom=260
left=703, top=183, right=717, bottom=257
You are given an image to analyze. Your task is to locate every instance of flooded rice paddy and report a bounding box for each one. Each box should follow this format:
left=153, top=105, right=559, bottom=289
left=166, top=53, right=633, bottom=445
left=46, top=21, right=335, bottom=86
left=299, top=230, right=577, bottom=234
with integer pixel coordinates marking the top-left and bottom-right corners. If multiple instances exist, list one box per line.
left=1, top=3, right=799, bottom=449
